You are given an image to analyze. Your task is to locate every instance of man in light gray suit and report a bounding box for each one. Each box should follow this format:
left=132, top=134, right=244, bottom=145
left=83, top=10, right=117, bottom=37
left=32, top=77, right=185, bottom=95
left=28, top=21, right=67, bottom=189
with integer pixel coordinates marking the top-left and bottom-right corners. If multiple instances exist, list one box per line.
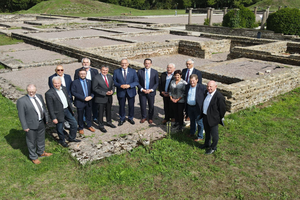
left=17, top=84, right=52, bottom=164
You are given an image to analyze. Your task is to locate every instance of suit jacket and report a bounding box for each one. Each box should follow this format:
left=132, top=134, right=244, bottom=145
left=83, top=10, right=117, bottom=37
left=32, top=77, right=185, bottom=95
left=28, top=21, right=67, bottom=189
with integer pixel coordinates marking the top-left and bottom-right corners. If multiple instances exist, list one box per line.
left=202, top=90, right=226, bottom=127
left=182, top=68, right=202, bottom=84
left=92, top=73, right=115, bottom=104
left=113, top=67, right=139, bottom=98
left=17, top=94, right=49, bottom=130
left=45, top=86, right=74, bottom=123
left=137, top=68, right=159, bottom=97
left=184, top=83, right=206, bottom=113
left=158, top=72, right=173, bottom=97
left=74, top=67, right=99, bottom=81
left=71, top=79, right=94, bottom=108
left=48, top=73, right=72, bottom=100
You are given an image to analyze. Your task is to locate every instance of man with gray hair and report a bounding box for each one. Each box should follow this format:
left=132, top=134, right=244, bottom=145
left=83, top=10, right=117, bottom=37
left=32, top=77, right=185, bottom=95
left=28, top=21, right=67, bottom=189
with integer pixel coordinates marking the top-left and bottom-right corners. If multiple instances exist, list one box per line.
left=182, top=58, right=202, bottom=121
left=92, top=65, right=116, bottom=132
left=159, top=63, right=176, bottom=124
left=45, top=76, right=80, bottom=147
left=74, top=58, right=99, bottom=123
left=17, top=84, right=52, bottom=164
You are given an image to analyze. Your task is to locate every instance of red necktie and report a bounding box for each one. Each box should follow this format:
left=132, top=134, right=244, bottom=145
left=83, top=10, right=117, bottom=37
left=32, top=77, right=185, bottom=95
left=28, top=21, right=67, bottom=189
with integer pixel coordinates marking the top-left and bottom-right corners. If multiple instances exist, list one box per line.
left=104, top=76, right=109, bottom=88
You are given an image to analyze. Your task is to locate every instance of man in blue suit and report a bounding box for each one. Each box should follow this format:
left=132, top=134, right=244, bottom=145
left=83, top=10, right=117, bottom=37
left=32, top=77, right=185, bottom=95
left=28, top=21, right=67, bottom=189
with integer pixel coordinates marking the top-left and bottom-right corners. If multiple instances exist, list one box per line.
left=137, top=58, right=159, bottom=124
left=71, top=68, right=95, bottom=135
left=113, top=58, right=139, bottom=126
left=48, top=65, right=72, bottom=102
left=74, top=58, right=99, bottom=122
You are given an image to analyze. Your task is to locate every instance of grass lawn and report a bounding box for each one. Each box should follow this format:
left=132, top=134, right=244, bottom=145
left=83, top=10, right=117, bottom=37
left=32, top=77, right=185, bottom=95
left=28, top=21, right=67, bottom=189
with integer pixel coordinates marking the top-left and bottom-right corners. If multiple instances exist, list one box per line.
left=18, top=0, right=186, bottom=17
left=0, top=34, right=23, bottom=46
left=0, top=87, right=300, bottom=199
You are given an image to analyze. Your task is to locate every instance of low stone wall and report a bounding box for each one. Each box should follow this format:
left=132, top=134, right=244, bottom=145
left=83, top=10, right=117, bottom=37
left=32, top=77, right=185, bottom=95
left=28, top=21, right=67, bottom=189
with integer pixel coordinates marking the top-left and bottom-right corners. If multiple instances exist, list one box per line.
left=228, top=41, right=300, bottom=65
left=178, top=39, right=230, bottom=59
left=223, top=67, right=300, bottom=113
left=186, top=25, right=300, bottom=40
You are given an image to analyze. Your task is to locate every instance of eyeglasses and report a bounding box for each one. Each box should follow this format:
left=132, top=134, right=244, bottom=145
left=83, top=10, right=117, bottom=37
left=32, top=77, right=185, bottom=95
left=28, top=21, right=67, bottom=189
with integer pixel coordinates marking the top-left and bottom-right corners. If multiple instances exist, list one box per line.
left=56, top=69, right=64, bottom=71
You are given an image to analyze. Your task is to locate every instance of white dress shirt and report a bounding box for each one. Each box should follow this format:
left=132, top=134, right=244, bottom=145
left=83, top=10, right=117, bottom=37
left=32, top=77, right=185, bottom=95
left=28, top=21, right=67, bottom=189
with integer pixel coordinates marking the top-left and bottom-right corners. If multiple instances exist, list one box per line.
left=55, top=87, right=68, bottom=109
left=185, top=68, right=194, bottom=83
left=29, top=95, right=44, bottom=120
left=203, top=89, right=217, bottom=115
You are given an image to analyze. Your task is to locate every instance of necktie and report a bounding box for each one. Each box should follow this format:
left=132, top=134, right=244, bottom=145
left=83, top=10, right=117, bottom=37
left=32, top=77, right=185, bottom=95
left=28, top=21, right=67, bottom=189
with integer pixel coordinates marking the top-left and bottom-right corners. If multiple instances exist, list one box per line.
left=33, top=97, right=44, bottom=119
left=104, top=75, right=109, bottom=88
left=83, top=80, right=88, bottom=97
left=185, top=69, right=190, bottom=82
left=145, top=69, right=149, bottom=90
left=123, top=70, right=127, bottom=82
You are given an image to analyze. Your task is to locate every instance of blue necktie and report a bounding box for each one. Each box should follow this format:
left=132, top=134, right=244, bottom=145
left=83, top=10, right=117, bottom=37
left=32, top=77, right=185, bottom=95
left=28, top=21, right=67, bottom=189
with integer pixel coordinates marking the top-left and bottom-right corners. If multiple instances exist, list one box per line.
left=83, top=80, right=88, bottom=97
left=146, top=69, right=149, bottom=90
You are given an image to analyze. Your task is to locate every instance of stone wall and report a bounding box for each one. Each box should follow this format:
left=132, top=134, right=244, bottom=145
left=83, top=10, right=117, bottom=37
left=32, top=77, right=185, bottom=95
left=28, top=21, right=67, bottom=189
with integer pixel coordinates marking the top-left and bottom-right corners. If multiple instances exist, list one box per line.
left=228, top=41, right=300, bottom=65
left=178, top=39, right=230, bottom=59
left=186, top=25, right=300, bottom=40
left=220, top=66, right=300, bottom=113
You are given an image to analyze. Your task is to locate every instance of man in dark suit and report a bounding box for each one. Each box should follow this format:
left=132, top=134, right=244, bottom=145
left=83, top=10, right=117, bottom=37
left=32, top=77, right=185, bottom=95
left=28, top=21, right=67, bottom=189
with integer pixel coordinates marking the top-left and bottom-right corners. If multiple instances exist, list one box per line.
left=201, top=80, right=226, bottom=155
left=113, top=58, right=139, bottom=126
left=184, top=74, right=206, bottom=141
left=71, top=68, right=95, bottom=135
left=182, top=59, right=203, bottom=121
left=92, top=65, right=116, bottom=132
left=45, top=76, right=81, bottom=147
left=159, top=63, right=175, bottom=124
left=137, top=58, right=159, bottom=124
left=48, top=65, right=72, bottom=102
left=17, top=84, right=52, bottom=164
left=74, top=58, right=99, bottom=122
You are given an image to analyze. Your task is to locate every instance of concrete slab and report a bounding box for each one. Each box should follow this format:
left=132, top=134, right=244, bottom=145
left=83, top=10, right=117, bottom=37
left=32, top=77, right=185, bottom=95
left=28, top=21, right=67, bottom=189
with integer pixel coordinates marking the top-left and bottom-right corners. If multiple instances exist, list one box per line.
left=60, top=37, right=131, bottom=48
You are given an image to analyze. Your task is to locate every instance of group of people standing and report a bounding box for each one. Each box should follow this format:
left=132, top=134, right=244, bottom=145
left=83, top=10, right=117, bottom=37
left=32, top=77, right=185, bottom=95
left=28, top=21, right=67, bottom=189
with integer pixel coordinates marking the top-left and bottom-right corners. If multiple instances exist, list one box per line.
left=16, top=57, right=226, bottom=164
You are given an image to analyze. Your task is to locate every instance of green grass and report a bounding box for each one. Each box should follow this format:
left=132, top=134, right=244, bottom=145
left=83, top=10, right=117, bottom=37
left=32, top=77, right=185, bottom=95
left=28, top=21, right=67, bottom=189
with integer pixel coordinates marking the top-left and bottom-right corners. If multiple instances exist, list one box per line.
left=18, top=0, right=185, bottom=17
left=0, top=64, right=5, bottom=69
left=249, top=0, right=300, bottom=11
left=0, top=34, right=23, bottom=46
left=1, top=87, right=300, bottom=199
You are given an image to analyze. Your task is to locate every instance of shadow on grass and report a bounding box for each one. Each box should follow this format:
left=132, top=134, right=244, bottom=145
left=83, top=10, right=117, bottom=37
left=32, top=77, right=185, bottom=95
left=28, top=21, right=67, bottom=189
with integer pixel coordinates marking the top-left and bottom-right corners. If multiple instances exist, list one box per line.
left=5, top=128, right=57, bottom=160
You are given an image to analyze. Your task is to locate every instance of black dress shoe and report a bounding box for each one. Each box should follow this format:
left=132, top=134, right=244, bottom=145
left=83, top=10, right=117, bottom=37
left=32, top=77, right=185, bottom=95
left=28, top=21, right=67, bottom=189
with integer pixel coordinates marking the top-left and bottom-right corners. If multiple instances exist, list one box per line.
left=205, top=148, right=216, bottom=155
left=106, top=122, right=116, bottom=128
left=99, top=126, right=107, bottom=133
left=127, top=119, right=135, bottom=125
left=59, top=141, right=68, bottom=147
left=118, top=120, right=125, bottom=126
left=68, top=139, right=81, bottom=143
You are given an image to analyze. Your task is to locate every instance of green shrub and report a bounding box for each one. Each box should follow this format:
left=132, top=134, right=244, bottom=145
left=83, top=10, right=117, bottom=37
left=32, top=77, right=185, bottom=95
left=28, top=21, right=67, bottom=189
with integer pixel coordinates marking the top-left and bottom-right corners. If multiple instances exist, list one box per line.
left=267, top=8, right=300, bottom=36
left=204, top=18, right=209, bottom=25
left=222, top=6, right=256, bottom=28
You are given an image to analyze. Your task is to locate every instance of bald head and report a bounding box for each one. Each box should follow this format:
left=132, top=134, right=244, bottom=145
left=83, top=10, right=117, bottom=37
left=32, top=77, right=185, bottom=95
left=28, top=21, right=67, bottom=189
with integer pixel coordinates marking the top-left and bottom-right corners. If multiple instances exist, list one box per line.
left=55, top=65, right=64, bottom=76
left=207, top=80, right=217, bottom=94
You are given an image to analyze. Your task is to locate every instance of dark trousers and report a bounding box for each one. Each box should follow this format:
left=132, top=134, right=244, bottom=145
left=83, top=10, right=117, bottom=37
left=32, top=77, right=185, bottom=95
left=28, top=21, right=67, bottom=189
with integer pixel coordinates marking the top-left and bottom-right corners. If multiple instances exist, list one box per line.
left=163, top=96, right=174, bottom=121
left=26, top=120, right=45, bottom=160
left=118, top=93, right=135, bottom=121
left=98, top=96, right=113, bottom=127
left=56, top=108, right=77, bottom=142
left=173, top=102, right=185, bottom=126
left=139, top=93, right=155, bottom=120
left=188, top=105, right=204, bottom=139
left=77, top=103, right=92, bottom=130
left=92, top=99, right=98, bottom=121
left=203, top=115, right=219, bottom=150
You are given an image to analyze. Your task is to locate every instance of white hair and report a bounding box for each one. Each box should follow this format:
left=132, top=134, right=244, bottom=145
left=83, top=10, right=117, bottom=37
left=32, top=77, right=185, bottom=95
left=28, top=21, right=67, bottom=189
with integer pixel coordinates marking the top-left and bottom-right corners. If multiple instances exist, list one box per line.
left=52, top=76, right=62, bottom=83
left=167, top=63, right=176, bottom=68
left=186, top=58, right=194, bottom=64
left=81, top=58, right=91, bottom=64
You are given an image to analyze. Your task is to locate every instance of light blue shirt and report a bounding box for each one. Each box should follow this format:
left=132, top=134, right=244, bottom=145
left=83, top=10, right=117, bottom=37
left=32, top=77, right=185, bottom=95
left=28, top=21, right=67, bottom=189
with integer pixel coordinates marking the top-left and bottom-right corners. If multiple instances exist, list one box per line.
left=203, top=89, right=217, bottom=115
left=187, top=85, right=196, bottom=106
left=165, top=73, right=173, bottom=92
left=80, top=78, right=88, bottom=97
